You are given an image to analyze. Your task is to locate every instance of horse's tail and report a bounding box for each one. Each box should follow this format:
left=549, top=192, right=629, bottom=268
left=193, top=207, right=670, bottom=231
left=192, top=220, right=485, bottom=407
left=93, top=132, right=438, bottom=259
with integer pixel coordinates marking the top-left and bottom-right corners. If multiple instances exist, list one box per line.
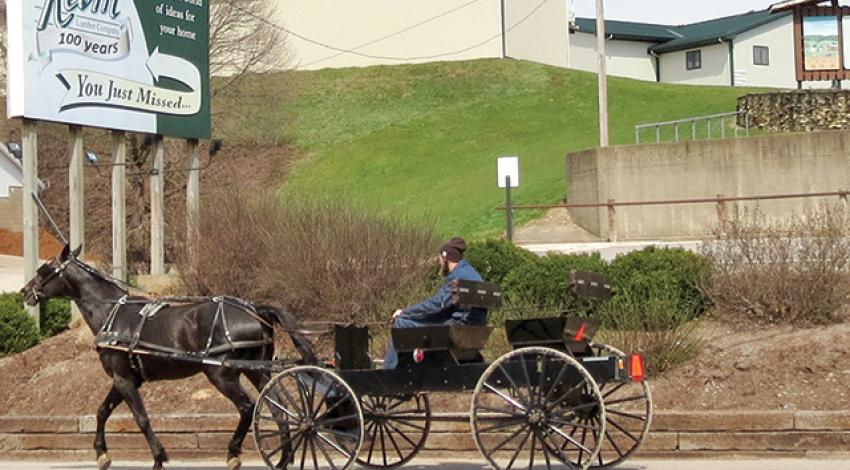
left=255, top=305, right=318, bottom=364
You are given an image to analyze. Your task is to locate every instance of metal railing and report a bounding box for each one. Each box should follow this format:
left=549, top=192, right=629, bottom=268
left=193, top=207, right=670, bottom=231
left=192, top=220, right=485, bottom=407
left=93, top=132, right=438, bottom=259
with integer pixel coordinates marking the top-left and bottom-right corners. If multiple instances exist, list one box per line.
left=634, top=111, right=750, bottom=144
left=498, top=190, right=850, bottom=242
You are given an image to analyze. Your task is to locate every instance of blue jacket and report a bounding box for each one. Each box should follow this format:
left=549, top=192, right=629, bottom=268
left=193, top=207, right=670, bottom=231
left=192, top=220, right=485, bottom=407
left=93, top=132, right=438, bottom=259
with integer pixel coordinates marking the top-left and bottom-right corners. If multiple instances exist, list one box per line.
left=401, top=260, right=488, bottom=325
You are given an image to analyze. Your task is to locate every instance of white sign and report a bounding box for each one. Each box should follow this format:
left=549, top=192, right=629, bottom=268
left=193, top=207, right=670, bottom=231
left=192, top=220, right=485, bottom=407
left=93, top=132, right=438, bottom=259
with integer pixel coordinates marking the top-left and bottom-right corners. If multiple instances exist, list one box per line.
left=497, top=156, right=519, bottom=188
left=6, top=0, right=211, bottom=139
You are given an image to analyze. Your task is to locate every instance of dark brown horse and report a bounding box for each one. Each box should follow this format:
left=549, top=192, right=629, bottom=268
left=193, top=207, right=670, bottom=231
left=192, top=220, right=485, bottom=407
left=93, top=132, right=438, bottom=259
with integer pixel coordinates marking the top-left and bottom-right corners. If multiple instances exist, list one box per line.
left=21, top=245, right=316, bottom=470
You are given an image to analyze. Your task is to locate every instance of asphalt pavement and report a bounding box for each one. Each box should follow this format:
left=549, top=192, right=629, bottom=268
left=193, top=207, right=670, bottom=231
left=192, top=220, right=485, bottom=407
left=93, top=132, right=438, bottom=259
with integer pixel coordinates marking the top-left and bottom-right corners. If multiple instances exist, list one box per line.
left=0, top=254, right=26, bottom=294
left=1, top=460, right=849, bottom=470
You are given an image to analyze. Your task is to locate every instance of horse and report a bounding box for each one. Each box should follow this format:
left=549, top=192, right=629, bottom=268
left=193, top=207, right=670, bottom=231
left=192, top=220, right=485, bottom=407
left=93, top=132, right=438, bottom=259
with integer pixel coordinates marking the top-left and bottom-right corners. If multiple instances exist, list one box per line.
left=21, top=245, right=317, bottom=470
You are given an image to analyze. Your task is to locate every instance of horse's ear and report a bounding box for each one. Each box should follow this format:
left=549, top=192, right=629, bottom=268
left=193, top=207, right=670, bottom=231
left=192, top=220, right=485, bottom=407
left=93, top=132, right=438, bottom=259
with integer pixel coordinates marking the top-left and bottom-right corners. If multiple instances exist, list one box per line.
left=60, top=244, right=71, bottom=260
left=71, top=245, right=83, bottom=259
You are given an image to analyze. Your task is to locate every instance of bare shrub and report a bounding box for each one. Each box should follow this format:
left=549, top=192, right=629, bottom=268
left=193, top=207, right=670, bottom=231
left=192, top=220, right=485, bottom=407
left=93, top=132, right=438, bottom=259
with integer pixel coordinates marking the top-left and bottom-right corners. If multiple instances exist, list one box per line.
left=703, top=203, right=850, bottom=326
left=209, top=0, right=290, bottom=90
left=595, top=291, right=702, bottom=376
left=177, top=188, right=438, bottom=323
left=600, top=323, right=701, bottom=377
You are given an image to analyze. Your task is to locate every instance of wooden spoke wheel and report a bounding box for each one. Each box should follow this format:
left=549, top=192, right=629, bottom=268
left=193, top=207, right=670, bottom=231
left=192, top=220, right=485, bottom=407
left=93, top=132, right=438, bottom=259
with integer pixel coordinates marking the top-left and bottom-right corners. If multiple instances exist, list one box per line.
left=586, top=343, right=653, bottom=469
left=253, top=366, right=363, bottom=470
left=357, top=394, right=431, bottom=468
left=471, top=347, right=606, bottom=470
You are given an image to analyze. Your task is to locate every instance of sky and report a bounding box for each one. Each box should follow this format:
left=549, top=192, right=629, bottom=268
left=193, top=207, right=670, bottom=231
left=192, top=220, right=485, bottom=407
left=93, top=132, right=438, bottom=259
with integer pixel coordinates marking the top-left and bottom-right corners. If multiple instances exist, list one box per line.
left=573, top=0, right=787, bottom=25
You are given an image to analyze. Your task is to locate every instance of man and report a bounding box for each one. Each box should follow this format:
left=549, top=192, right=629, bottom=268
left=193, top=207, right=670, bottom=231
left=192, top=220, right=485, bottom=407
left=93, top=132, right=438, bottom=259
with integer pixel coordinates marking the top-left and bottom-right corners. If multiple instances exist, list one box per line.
left=384, top=237, right=486, bottom=369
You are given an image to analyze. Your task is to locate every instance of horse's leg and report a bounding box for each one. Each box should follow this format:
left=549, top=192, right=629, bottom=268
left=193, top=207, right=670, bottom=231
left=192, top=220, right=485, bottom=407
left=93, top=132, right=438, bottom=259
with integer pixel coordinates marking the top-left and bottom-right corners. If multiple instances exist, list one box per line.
left=94, top=385, right=123, bottom=470
left=111, top=373, right=168, bottom=470
left=205, top=368, right=256, bottom=470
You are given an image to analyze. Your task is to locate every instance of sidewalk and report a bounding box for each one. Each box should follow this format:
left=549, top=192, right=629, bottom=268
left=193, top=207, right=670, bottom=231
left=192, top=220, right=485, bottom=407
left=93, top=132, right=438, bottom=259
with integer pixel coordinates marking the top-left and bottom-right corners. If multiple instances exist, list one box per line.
left=518, top=240, right=702, bottom=261
left=0, top=254, right=26, bottom=294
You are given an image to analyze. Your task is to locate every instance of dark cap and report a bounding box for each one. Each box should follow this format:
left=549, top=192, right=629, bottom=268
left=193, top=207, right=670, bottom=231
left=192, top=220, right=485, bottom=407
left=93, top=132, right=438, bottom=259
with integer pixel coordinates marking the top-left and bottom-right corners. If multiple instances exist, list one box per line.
left=440, top=237, right=467, bottom=262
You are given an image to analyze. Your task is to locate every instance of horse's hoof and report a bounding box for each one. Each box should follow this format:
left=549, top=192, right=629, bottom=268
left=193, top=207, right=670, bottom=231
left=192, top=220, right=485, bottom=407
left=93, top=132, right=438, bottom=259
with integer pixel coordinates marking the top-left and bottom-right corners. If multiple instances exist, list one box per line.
left=227, top=457, right=242, bottom=470
left=96, top=453, right=111, bottom=470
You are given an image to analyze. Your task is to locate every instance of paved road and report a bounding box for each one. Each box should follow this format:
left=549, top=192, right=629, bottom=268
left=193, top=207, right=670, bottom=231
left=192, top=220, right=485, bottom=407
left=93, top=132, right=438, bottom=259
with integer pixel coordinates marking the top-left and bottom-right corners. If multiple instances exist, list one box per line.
left=2, top=460, right=849, bottom=470
left=0, top=254, right=26, bottom=294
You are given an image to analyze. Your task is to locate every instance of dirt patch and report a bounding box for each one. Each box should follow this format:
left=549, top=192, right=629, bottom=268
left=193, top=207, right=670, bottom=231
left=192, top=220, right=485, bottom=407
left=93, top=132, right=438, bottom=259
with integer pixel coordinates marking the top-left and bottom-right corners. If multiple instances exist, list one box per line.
left=651, top=319, right=850, bottom=410
left=0, top=229, right=65, bottom=258
left=515, top=209, right=602, bottom=244
left=1, top=319, right=849, bottom=416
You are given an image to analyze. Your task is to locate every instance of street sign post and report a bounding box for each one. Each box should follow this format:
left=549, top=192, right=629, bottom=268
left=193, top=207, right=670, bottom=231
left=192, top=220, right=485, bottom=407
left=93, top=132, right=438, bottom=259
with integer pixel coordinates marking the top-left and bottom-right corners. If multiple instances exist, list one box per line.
left=497, top=156, right=519, bottom=242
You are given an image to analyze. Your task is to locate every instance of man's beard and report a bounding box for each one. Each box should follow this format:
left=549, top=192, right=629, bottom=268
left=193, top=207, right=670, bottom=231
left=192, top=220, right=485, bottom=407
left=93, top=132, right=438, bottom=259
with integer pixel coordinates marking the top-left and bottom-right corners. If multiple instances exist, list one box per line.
left=440, top=259, right=450, bottom=277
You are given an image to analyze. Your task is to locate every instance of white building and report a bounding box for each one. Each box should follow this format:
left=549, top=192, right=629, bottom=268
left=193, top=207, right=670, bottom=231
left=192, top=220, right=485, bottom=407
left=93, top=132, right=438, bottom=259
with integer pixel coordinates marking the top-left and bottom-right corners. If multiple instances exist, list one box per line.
left=570, top=9, right=799, bottom=88
left=0, top=146, right=44, bottom=232
left=0, top=146, right=25, bottom=232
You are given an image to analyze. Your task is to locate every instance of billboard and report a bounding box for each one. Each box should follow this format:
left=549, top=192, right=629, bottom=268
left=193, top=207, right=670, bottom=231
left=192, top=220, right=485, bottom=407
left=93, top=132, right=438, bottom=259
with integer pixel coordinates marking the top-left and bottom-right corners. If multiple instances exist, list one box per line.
left=802, top=15, right=840, bottom=71
left=6, top=0, right=211, bottom=139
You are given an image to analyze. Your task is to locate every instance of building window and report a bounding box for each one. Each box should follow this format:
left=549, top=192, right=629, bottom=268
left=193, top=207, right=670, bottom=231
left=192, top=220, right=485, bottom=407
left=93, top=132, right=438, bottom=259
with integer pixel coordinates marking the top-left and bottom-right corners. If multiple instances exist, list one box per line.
left=753, top=46, right=769, bottom=66
left=686, top=50, right=702, bottom=70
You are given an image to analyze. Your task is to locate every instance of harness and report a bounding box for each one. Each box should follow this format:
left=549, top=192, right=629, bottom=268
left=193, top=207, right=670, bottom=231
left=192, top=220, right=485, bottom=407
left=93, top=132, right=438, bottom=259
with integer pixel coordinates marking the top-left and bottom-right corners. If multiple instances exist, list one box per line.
left=95, top=295, right=276, bottom=379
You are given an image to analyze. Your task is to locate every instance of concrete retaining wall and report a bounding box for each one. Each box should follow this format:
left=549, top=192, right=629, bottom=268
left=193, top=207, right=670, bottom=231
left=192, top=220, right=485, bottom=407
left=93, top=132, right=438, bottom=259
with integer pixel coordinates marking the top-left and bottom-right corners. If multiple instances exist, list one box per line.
left=566, top=131, right=850, bottom=240
left=2, top=411, right=850, bottom=460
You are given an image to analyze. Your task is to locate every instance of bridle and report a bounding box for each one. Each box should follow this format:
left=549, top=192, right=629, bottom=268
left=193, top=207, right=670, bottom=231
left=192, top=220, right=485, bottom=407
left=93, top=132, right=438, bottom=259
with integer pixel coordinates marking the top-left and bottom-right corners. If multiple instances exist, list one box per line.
left=26, top=257, right=76, bottom=302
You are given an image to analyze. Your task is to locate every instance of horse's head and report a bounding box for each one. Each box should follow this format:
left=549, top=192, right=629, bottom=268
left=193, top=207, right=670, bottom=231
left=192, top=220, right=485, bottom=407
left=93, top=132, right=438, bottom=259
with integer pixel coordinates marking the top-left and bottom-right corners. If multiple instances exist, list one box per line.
left=20, top=244, right=82, bottom=306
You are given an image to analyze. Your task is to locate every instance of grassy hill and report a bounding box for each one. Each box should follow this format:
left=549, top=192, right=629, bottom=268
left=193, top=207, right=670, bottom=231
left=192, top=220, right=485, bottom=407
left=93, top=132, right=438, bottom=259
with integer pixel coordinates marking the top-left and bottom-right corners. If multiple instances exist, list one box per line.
left=234, top=59, right=756, bottom=238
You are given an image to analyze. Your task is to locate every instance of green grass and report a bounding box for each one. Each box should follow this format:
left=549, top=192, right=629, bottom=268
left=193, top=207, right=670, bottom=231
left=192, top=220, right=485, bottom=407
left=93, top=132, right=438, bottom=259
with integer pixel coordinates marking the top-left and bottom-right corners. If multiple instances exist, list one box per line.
left=227, top=59, right=761, bottom=238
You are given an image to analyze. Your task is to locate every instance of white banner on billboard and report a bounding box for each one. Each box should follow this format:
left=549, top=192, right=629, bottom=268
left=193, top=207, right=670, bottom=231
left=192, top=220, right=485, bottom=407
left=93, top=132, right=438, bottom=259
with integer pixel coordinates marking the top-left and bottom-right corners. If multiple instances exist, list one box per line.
left=6, top=0, right=210, bottom=139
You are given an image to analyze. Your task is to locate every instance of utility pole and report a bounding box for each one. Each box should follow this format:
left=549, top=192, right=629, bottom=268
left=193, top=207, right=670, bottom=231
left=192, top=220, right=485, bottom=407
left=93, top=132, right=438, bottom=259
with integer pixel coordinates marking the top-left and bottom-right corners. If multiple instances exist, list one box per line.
left=68, top=125, right=84, bottom=322
left=150, top=136, right=165, bottom=275
left=500, top=0, right=507, bottom=58
left=22, top=119, right=39, bottom=327
left=596, top=0, right=609, bottom=147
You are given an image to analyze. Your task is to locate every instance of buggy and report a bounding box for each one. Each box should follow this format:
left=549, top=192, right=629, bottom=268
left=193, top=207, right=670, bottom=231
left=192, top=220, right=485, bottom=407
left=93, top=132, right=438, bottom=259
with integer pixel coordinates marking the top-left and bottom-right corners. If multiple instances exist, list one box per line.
left=251, top=272, right=652, bottom=470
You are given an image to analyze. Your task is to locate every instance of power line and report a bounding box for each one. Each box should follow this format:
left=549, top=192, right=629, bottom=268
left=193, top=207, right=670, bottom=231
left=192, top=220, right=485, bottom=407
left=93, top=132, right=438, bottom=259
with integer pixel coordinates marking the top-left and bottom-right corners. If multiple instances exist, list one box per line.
left=225, top=0, right=553, bottom=63
left=303, top=0, right=485, bottom=68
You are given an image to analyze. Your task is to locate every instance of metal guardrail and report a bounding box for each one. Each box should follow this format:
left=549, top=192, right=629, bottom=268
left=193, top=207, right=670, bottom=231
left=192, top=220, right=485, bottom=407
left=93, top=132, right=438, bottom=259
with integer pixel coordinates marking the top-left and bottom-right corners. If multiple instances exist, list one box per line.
left=498, top=190, right=850, bottom=242
left=634, top=111, right=750, bottom=144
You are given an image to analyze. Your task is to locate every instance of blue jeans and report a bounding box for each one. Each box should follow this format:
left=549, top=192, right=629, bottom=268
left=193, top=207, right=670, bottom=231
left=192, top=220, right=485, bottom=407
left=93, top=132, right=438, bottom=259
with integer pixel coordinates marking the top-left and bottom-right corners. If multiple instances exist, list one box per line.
left=383, top=315, right=458, bottom=369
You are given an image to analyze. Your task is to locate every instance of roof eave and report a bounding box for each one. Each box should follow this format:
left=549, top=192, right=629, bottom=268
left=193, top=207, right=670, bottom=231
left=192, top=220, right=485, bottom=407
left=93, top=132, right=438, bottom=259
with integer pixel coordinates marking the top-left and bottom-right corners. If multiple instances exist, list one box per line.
left=612, top=35, right=672, bottom=43
left=575, top=30, right=670, bottom=43
left=650, top=36, right=735, bottom=54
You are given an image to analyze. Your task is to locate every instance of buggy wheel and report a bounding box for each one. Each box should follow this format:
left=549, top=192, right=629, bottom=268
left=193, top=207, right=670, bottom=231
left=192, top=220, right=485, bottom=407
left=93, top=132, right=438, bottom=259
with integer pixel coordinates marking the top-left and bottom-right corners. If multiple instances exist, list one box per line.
left=586, top=343, right=653, bottom=469
left=357, top=393, right=431, bottom=468
left=253, top=366, right=363, bottom=470
left=471, top=347, right=605, bottom=470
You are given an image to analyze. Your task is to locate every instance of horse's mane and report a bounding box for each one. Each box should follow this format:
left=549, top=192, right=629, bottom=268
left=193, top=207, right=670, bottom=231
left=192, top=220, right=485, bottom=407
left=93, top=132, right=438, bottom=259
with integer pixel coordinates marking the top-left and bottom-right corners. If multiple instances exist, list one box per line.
left=71, top=258, right=132, bottom=296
